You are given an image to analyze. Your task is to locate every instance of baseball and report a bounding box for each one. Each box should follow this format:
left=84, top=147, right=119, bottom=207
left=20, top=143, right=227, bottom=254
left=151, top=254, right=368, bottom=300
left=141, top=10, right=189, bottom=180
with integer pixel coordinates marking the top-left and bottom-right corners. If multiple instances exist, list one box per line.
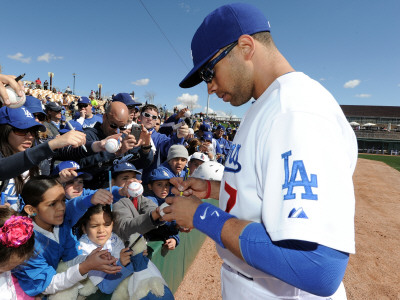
left=184, top=110, right=191, bottom=118
left=105, top=138, right=120, bottom=153
left=0, top=87, right=26, bottom=108
left=127, top=182, right=143, bottom=198
left=159, top=202, right=170, bottom=218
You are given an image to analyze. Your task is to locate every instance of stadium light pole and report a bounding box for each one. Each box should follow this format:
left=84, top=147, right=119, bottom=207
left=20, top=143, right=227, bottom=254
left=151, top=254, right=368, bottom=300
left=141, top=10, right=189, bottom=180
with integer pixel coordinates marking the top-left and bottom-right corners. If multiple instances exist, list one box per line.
left=72, top=73, right=77, bottom=95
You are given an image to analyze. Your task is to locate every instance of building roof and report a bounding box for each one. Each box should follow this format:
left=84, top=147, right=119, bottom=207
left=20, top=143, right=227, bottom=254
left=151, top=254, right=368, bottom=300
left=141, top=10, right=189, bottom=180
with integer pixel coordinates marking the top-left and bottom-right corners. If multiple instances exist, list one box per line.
left=340, top=105, right=400, bottom=118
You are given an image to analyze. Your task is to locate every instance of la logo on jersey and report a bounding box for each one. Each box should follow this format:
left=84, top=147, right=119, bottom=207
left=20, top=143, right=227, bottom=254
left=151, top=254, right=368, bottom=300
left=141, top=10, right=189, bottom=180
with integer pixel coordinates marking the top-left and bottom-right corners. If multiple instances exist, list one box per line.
left=282, top=151, right=318, bottom=219
left=224, top=143, right=241, bottom=173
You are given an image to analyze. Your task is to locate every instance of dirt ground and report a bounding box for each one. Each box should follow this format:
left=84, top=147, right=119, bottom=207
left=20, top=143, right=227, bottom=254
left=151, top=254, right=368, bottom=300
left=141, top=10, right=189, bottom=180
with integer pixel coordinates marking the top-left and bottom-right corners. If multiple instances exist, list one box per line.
left=175, top=158, right=400, bottom=300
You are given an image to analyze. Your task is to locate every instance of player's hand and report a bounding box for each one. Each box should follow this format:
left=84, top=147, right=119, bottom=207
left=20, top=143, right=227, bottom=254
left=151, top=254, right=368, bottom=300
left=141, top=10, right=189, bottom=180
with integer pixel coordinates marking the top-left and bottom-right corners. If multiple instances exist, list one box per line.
left=58, top=167, right=78, bottom=184
left=162, top=194, right=202, bottom=228
left=91, top=189, right=113, bottom=205
left=163, top=238, right=177, bottom=250
left=80, top=248, right=121, bottom=275
left=169, top=177, right=208, bottom=199
left=120, top=247, right=133, bottom=266
left=48, top=130, right=86, bottom=150
left=177, top=124, right=189, bottom=138
left=0, top=74, right=25, bottom=106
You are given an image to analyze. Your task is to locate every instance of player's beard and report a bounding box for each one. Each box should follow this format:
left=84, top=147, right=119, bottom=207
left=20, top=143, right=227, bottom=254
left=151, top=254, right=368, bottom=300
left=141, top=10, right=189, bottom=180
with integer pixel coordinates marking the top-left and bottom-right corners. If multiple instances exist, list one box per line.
left=226, top=55, right=254, bottom=107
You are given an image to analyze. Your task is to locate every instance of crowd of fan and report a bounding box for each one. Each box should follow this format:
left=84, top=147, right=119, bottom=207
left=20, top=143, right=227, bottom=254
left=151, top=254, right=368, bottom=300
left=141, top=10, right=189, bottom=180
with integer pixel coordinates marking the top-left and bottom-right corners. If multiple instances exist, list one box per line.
left=0, top=74, right=237, bottom=299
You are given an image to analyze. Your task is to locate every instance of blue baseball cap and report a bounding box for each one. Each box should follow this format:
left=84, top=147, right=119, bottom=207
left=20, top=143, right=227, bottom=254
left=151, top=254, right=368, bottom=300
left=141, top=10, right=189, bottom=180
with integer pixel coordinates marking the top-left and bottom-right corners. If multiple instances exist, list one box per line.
left=112, top=162, right=142, bottom=175
left=202, top=131, right=213, bottom=142
left=52, top=160, right=93, bottom=180
left=112, top=93, right=142, bottom=108
left=179, top=3, right=271, bottom=88
left=45, top=102, right=62, bottom=112
left=78, top=97, right=91, bottom=105
left=216, top=124, right=225, bottom=131
left=23, top=96, right=46, bottom=115
left=199, top=123, right=211, bottom=132
left=0, top=106, right=46, bottom=131
left=148, top=167, right=174, bottom=182
left=59, top=120, right=83, bottom=134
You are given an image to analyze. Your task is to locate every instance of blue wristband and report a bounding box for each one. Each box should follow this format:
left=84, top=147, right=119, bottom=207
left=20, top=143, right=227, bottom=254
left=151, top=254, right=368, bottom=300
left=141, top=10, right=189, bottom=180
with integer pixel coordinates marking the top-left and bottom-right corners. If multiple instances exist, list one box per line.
left=193, top=202, right=236, bottom=248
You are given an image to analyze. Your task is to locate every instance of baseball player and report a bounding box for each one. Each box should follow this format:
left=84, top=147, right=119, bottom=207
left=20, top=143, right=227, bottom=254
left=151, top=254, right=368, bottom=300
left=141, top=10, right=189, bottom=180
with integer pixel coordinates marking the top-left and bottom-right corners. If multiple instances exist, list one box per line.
left=163, top=3, right=357, bottom=300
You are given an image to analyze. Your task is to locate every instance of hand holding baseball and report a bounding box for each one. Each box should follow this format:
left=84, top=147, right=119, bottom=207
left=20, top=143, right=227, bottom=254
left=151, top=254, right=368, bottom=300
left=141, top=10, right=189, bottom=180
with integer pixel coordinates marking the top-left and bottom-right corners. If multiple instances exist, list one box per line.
left=0, top=74, right=25, bottom=107
left=177, top=124, right=189, bottom=138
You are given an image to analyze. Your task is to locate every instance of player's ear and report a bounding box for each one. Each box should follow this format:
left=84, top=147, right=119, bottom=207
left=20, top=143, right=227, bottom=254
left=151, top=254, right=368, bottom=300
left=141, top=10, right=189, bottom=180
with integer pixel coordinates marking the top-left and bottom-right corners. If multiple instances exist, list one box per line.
left=237, top=34, right=255, bottom=59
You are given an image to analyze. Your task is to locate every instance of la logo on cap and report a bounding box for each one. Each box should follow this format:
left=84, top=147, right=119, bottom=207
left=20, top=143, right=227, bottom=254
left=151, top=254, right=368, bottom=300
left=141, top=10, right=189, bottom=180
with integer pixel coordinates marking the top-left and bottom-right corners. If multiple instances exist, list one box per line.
left=22, top=107, right=33, bottom=119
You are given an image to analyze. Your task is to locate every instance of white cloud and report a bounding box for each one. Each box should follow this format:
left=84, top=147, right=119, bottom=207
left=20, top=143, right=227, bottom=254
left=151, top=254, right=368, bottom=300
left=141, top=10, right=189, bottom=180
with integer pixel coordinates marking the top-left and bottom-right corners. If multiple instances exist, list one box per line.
left=131, top=79, right=150, bottom=86
left=7, top=52, right=31, bottom=63
left=319, top=78, right=326, bottom=81
left=344, top=79, right=361, bottom=89
left=179, top=1, right=191, bottom=12
left=355, top=94, right=371, bottom=98
left=37, top=53, right=63, bottom=63
left=177, top=93, right=201, bottom=109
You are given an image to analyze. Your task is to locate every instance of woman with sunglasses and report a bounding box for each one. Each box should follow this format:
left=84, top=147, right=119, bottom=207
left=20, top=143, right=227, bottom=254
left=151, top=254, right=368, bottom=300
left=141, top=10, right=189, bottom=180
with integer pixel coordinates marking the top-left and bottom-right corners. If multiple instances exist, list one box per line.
left=0, top=106, right=115, bottom=210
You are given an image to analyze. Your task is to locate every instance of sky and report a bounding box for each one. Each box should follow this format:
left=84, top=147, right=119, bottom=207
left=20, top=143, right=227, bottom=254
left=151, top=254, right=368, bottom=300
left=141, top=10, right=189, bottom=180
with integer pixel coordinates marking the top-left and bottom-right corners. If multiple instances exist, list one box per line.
left=1, top=0, right=399, bottom=119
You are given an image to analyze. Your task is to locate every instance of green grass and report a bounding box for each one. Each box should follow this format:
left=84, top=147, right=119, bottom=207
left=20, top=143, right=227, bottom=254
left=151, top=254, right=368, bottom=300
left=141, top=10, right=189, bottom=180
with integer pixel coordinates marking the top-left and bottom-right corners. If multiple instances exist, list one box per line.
left=358, top=154, right=400, bottom=172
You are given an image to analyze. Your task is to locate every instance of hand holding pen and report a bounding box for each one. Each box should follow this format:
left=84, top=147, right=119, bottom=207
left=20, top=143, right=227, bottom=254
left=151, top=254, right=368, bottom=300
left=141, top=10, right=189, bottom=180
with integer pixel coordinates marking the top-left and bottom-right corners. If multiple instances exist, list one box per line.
left=0, top=73, right=26, bottom=107
left=66, top=120, right=87, bottom=152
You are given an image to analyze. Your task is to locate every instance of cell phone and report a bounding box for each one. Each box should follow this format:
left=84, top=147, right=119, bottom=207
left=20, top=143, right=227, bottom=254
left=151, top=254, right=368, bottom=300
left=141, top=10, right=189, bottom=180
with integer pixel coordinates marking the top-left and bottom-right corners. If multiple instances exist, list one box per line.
left=131, top=123, right=142, bottom=143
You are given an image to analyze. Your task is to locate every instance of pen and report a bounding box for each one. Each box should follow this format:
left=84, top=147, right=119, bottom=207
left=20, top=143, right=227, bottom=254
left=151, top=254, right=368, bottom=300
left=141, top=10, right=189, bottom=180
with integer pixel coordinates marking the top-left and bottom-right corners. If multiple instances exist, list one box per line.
left=66, top=120, right=87, bottom=152
left=5, top=73, right=25, bottom=87
left=180, top=168, right=190, bottom=196
left=109, top=170, right=113, bottom=211
left=129, top=234, right=143, bottom=249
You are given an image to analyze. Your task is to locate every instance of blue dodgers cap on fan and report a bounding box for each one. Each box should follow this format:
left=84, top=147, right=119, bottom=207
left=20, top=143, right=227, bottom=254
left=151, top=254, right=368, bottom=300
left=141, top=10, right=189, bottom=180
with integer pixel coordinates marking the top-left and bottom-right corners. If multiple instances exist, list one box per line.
left=112, top=93, right=142, bottom=107
left=78, top=97, right=91, bottom=105
left=202, top=131, right=213, bottom=141
left=59, top=120, right=83, bottom=134
left=199, top=123, right=211, bottom=132
left=112, top=162, right=142, bottom=175
left=52, top=160, right=93, bottom=180
left=23, top=96, right=46, bottom=115
left=0, top=106, right=46, bottom=131
left=148, top=167, right=174, bottom=182
left=216, top=124, right=225, bottom=131
left=179, top=2, right=271, bottom=88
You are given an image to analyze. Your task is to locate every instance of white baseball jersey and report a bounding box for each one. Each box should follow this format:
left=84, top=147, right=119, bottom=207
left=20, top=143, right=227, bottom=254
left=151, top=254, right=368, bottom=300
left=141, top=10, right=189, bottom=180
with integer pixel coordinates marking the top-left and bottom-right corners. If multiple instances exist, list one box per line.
left=217, top=72, right=357, bottom=298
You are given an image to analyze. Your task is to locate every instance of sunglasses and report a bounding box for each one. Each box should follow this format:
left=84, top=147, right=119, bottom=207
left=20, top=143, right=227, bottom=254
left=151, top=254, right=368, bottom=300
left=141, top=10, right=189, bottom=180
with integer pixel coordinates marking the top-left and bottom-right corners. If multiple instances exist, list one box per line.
left=12, top=127, right=37, bottom=137
left=106, top=115, right=127, bottom=130
left=199, top=41, right=238, bottom=83
left=33, top=113, right=46, bottom=121
left=78, top=104, right=88, bottom=109
left=142, top=112, right=158, bottom=120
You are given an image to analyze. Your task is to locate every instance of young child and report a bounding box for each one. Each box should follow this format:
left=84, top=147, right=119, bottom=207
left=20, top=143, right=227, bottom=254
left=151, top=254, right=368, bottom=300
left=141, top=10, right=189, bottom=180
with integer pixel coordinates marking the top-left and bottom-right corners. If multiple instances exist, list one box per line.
left=144, top=167, right=180, bottom=250
left=76, top=204, right=134, bottom=294
left=52, top=160, right=93, bottom=200
left=0, top=207, right=35, bottom=300
left=12, top=175, right=130, bottom=297
left=159, top=145, right=189, bottom=178
left=111, top=162, right=165, bottom=242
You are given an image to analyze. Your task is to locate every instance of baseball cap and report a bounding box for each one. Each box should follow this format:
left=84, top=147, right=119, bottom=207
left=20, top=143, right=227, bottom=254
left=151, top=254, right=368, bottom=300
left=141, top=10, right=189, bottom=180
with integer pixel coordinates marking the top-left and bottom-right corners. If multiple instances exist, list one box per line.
left=59, top=120, right=83, bottom=134
left=202, top=131, right=213, bottom=142
left=52, top=160, right=93, bottom=180
left=148, top=167, right=174, bottom=182
left=199, top=123, right=211, bottom=132
left=192, top=161, right=225, bottom=181
left=23, top=96, right=47, bottom=115
left=179, top=3, right=271, bottom=88
left=190, top=152, right=210, bottom=162
left=78, top=97, right=91, bottom=105
left=45, top=102, right=62, bottom=112
left=216, top=124, right=225, bottom=131
left=0, top=106, right=46, bottom=131
left=167, top=145, right=189, bottom=162
left=112, top=93, right=142, bottom=108
left=112, top=162, right=142, bottom=175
